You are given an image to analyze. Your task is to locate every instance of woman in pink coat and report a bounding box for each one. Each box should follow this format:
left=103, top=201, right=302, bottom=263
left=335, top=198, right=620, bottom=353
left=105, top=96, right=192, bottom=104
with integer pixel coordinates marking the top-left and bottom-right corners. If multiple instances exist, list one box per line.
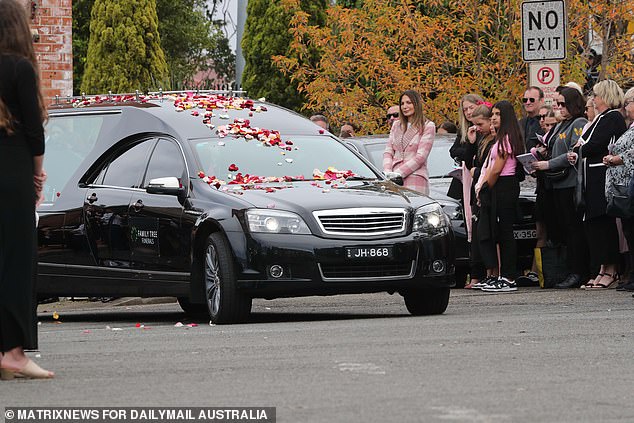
left=383, top=90, right=435, bottom=195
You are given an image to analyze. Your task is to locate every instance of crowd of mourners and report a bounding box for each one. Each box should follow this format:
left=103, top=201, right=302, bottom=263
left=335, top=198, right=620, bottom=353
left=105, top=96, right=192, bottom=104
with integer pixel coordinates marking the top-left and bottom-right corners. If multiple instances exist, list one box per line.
left=312, top=80, right=634, bottom=295
left=449, top=80, right=634, bottom=293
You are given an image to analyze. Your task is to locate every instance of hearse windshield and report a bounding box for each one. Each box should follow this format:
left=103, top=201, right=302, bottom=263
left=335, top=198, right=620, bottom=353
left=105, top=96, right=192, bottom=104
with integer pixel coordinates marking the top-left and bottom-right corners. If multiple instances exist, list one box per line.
left=190, top=134, right=379, bottom=183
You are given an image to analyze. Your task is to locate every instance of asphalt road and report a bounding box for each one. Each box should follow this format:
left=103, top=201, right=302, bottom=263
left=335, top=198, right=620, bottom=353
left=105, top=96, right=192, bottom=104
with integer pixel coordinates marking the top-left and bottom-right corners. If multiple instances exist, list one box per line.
left=2, top=288, right=634, bottom=423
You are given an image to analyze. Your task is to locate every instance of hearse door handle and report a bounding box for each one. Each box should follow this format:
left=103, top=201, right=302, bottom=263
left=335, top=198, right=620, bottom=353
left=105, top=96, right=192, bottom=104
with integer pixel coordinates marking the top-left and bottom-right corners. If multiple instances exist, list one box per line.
left=86, top=193, right=98, bottom=203
left=132, top=199, right=144, bottom=212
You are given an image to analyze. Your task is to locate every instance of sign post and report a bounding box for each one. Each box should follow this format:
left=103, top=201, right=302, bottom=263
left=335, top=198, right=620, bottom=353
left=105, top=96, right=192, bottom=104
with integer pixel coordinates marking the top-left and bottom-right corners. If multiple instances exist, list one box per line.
left=521, top=0, right=567, bottom=62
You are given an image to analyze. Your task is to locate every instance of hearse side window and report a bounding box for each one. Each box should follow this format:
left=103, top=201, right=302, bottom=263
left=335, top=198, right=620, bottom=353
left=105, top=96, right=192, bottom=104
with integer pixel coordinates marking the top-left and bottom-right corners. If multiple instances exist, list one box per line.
left=142, top=139, right=186, bottom=187
left=94, top=139, right=156, bottom=188
left=42, top=114, right=104, bottom=202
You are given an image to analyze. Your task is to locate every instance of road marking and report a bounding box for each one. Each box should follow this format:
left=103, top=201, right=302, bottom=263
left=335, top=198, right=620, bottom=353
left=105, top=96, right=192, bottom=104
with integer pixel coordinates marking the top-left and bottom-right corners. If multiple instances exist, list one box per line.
left=336, top=362, right=386, bottom=375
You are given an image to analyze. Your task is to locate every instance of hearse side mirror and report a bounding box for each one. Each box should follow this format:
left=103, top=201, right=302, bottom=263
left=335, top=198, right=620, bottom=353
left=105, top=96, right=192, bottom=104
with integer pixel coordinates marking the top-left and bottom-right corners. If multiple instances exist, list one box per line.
left=391, top=175, right=404, bottom=186
left=146, top=177, right=184, bottom=196
left=383, top=171, right=404, bottom=186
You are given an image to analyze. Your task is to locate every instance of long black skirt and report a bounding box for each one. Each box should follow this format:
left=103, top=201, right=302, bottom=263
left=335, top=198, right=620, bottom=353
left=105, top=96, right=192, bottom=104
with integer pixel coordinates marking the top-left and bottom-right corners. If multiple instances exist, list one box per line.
left=0, top=135, right=38, bottom=351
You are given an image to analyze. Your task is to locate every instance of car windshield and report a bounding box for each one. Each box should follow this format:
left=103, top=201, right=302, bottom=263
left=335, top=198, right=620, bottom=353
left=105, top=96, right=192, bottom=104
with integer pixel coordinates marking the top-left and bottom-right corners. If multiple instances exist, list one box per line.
left=190, top=134, right=378, bottom=183
left=363, top=139, right=455, bottom=178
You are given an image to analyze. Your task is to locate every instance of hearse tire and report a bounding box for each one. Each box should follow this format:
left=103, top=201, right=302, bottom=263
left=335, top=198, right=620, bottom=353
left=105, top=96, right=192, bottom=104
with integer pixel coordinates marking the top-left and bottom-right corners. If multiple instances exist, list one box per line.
left=403, top=287, right=450, bottom=315
left=202, top=232, right=252, bottom=324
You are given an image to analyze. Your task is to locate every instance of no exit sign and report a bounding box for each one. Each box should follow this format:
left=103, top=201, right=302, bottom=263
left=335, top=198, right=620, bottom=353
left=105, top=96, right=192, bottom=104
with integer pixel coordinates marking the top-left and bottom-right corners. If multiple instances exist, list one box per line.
left=522, top=0, right=567, bottom=62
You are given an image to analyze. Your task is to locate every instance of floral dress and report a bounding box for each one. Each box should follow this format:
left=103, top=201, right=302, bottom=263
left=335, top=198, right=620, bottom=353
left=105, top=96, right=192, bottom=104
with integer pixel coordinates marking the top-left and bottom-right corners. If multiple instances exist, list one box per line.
left=606, top=124, right=634, bottom=202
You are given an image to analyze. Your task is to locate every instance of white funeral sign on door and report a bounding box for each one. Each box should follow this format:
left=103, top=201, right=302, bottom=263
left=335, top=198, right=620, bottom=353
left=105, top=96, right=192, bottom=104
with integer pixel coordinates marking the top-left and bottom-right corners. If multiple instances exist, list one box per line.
left=522, top=0, right=567, bottom=61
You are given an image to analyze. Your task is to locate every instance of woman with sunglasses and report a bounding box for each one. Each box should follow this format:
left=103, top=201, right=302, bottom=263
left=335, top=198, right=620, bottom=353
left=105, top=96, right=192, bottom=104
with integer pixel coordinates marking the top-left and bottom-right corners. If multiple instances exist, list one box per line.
left=568, top=80, right=627, bottom=289
left=531, top=87, right=589, bottom=288
left=383, top=89, right=435, bottom=195
left=520, top=104, right=558, bottom=286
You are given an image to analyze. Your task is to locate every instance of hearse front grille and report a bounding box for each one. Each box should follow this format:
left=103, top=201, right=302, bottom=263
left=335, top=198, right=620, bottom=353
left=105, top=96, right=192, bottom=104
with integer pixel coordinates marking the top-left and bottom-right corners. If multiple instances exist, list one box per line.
left=313, top=208, right=406, bottom=236
left=318, top=261, right=416, bottom=281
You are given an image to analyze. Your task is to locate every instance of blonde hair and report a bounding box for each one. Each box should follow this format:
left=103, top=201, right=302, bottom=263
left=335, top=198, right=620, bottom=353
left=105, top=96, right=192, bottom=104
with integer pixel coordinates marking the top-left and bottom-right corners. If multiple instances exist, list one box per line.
left=458, top=93, right=484, bottom=143
left=593, top=79, right=624, bottom=109
left=470, top=104, right=492, bottom=120
left=564, top=81, right=583, bottom=95
left=0, top=0, right=47, bottom=132
left=470, top=105, right=494, bottom=160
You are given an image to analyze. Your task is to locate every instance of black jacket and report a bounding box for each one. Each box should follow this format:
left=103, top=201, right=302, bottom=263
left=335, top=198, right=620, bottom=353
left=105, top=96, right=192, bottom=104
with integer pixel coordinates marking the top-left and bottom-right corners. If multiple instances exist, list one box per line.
left=574, top=109, right=627, bottom=219
left=447, top=132, right=478, bottom=200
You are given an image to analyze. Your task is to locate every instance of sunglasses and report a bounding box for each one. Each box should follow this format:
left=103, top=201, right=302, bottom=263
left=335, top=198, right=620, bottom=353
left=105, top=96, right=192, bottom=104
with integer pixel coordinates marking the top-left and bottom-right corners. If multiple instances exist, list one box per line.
left=386, top=112, right=399, bottom=119
left=522, top=97, right=537, bottom=103
left=557, top=101, right=567, bottom=107
left=538, top=114, right=548, bottom=120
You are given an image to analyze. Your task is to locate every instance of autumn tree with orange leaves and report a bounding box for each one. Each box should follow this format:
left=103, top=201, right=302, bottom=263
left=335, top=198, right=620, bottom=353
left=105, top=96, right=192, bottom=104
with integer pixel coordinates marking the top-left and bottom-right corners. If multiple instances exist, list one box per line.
left=274, top=0, right=634, bottom=134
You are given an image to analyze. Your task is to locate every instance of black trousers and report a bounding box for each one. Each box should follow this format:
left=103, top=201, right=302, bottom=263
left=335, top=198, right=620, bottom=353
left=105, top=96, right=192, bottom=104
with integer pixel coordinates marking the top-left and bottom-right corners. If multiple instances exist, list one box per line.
left=584, top=214, right=619, bottom=273
left=552, top=187, right=590, bottom=279
left=478, top=176, right=519, bottom=279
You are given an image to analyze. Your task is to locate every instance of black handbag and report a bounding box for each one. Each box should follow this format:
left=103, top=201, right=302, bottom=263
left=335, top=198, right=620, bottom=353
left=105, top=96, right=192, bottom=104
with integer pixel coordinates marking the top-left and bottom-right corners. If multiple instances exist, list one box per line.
left=544, top=167, right=570, bottom=181
left=607, top=184, right=634, bottom=218
left=535, top=245, right=569, bottom=288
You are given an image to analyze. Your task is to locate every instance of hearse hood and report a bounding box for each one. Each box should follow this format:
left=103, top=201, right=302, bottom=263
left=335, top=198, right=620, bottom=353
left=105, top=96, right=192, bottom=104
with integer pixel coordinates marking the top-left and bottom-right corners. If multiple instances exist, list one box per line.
left=226, top=180, right=435, bottom=212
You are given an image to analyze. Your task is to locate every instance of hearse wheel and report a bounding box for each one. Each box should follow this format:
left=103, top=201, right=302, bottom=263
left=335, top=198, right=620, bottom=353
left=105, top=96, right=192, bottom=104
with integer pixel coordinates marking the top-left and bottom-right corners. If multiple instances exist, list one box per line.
left=203, top=232, right=252, bottom=324
left=177, top=297, right=206, bottom=316
left=402, top=287, right=450, bottom=315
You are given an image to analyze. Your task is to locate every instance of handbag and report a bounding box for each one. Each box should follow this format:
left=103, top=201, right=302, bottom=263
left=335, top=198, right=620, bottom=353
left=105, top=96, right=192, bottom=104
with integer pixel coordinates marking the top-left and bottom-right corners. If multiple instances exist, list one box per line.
left=607, top=184, right=634, bottom=218
left=534, top=245, right=569, bottom=288
left=544, top=167, right=570, bottom=181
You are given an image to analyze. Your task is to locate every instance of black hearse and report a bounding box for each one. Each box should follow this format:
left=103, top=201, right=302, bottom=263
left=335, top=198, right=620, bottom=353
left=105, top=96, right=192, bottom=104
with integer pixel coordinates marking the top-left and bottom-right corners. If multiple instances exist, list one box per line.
left=38, top=92, right=455, bottom=323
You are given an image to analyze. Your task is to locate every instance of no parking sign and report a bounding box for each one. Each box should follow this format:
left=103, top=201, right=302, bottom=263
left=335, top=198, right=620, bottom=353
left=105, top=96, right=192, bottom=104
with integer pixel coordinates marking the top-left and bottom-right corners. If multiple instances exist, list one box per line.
left=529, top=62, right=560, bottom=105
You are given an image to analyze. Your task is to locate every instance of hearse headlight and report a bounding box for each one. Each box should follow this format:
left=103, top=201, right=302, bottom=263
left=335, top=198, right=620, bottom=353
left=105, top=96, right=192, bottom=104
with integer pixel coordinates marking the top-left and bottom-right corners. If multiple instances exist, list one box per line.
left=246, top=209, right=311, bottom=234
left=413, top=203, right=450, bottom=238
left=437, top=200, right=463, bottom=221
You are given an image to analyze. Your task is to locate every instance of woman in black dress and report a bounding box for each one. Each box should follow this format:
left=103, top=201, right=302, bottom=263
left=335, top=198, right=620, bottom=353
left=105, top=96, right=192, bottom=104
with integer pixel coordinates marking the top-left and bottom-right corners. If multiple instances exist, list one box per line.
left=570, top=80, right=627, bottom=289
left=0, top=0, right=53, bottom=379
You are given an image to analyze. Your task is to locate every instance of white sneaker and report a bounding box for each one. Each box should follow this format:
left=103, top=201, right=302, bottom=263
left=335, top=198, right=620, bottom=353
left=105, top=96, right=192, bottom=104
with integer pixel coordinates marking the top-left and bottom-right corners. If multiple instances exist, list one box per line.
left=472, top=276, right=497, bottom=289
left=481, top=277, right=518, bottom=292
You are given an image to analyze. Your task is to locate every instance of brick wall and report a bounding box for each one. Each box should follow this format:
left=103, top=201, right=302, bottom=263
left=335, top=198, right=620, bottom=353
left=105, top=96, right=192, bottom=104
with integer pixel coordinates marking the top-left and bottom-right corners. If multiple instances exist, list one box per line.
left=23, top=0, right=73, bottom=103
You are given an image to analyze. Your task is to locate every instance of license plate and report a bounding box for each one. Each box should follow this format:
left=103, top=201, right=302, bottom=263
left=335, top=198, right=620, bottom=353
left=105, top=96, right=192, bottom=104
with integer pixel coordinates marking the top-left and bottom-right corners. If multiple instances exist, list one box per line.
left=345, top=246, right=393, bottom=260
left=513, top=229, right=537, bottom=240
